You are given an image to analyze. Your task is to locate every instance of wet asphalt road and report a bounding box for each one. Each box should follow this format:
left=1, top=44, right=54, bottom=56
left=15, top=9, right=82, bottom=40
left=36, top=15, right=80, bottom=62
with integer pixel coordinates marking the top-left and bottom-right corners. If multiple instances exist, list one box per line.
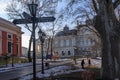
left=0, top=65, right=41, bottom=80
left=0, top=60, right=73, bottom=80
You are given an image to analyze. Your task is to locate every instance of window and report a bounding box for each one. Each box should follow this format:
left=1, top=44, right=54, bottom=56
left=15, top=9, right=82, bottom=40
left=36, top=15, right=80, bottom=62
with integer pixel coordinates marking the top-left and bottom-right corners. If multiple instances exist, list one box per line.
left=8, top=34, right=11, bottom=38
left=58, top=40, right=61, bottom=47
left=37, top=45, right=40, bottom=52
left=69, top=39, right=72, bottom=46
left=61, top=40, right=63, bottom=47
left=54, top=41, right=58, bottom=47
left=66, top=40, right=69, bottom=46
left=81, top=39, right=84, bottom=45
left=68, top=51, right=71, bottom=55
left=62, top=51, right=65, bottom=56
left=8, top=42, right=12, bottom=53
left=16, top=37, right=19, bottom=41
left=16, top=44, right=18, bottom=56
left=88, top=39, right=90, bottom=45
left=63, top=40, right=66, bottom=47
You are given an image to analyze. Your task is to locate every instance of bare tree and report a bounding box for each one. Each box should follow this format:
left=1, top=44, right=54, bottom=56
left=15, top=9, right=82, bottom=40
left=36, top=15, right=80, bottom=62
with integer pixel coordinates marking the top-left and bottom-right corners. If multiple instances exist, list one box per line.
left=89, top=36, right=101, bottom=57
left=5, top=0, right=59, bottom=62
left=44, top=12, right=64, bottom=59
left=62, top=0, right=120, bottom=79
left=92, top=0, right=120, bottom=79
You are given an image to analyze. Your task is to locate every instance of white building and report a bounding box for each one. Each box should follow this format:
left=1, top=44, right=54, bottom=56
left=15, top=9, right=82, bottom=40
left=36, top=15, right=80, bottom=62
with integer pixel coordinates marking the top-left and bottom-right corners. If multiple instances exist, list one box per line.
left=36, top=24, right=101, bottom=58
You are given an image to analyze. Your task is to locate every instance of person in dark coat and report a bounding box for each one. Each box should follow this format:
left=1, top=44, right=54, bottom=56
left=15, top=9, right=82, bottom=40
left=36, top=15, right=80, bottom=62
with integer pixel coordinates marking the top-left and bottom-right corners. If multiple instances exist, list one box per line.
left=45, top=62, right=49, bottom=69
left=81, top=59, right=85, bottom=69
left=88, top=59, right=91, bottom=66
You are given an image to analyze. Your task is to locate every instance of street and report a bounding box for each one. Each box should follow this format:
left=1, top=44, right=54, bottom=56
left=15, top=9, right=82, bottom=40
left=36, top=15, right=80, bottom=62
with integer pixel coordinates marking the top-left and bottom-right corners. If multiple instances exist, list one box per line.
left=0, top=59, right=73, bottom=80
left=0, top=65, right=41, bottom=80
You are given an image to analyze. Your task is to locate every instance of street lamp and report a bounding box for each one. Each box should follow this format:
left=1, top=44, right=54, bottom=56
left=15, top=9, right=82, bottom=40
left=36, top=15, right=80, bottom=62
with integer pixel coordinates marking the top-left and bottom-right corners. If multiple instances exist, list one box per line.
left=11, top=43, right=14, bottom=67
left=73, top=46, right=77, bottom=64
left=38, top=29, right=46, bottom=74
left=12, top=1, right=55, bottom=79
left=28, top=1, right=38, bottom=17
left=28, top=1, right=38, bottom=79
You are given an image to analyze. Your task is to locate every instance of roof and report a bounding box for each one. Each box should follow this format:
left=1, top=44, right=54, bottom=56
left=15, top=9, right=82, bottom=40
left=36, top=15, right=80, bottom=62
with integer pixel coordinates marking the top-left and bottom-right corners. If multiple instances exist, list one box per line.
left=0, top=17, right=15, bottom=27
left=0, top=17, right=24, bottom=34
left=55, top=26, right=77, bottom=36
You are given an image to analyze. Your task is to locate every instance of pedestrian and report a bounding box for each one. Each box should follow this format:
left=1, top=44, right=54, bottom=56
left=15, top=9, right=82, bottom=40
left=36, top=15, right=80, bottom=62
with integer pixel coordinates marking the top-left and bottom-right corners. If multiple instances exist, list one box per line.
left=81, top=59, right=85, bottom=69
left=88, top=58, right=91, bottom=66
left=73, top=57, right=77, bottom=64
left=45, top=62, right=49, bottom=69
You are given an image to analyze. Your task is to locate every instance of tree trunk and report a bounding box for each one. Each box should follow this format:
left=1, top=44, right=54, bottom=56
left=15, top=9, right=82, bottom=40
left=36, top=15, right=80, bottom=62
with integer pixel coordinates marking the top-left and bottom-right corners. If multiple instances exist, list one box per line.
left=50, top=37, right=53, bottom=59
left=101, top=29, right=113, bottom=79
left=111, top=38, right=120, bottom=79
left=28, top=34, right=32, bottom=62
left=95, top=0, right=120, bottom=79
left=46, top=38, right=50, bottom=60
left=118, top=38, right=120, bottom=79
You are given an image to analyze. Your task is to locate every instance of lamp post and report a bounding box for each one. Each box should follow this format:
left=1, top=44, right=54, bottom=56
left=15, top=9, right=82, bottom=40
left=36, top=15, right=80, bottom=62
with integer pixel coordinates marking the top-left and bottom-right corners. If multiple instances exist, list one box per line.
left=74, top=46, right=77, bottom=64
left=12, top=54, right=14, bottom=67
left=38, top=29, right=46, bottom=74
left=12, top=1, right=55, bottom=79
left=28, top=1, right=38, bottom=79
left=11, top=43, right=14, bottom=67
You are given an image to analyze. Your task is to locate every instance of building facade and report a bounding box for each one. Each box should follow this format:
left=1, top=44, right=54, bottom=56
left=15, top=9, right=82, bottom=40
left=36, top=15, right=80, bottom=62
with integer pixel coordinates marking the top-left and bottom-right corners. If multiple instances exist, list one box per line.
left=22, top=47, right=28, bottom=57
left=76, top=25, right=101, bottom=57
left=53, top=26, right=77, bottom=58
left=0, top=18, right=23, bottom=57
left=36, top=24, right=101, bottom=58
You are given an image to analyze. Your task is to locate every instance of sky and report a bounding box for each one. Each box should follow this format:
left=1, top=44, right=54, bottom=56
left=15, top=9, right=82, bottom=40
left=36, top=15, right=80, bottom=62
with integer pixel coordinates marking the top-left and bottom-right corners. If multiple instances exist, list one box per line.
left=0, top=0, right=9, bottom=19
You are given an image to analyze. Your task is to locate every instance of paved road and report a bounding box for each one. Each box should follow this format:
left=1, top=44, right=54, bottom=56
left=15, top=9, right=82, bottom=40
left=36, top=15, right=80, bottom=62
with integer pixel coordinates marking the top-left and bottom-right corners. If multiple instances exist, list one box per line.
left=0, top=65, right=41, bottom=80
left=0, top=60, right=72, bottom=80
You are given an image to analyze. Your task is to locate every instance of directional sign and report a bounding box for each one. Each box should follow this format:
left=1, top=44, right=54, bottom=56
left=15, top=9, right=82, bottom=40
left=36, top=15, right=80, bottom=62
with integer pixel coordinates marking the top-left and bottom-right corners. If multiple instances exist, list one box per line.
left=13, top=16, right=55, bottom=24
left=37, top=17, right=55, bottom=22
left=23, top=12, right=32, bottom=19
left=13, top=19, right=32, bottom=24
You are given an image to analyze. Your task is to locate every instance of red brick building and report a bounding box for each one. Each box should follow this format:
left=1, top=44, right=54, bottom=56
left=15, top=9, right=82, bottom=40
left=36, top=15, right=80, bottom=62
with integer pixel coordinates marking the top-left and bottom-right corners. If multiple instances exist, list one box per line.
left=0, top=18, right=23, bottom=57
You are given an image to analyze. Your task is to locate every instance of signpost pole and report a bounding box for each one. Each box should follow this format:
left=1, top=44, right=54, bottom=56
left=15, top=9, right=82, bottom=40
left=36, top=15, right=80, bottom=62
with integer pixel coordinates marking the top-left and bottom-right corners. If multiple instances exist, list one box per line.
left=13, top=2, right=55, bottom=79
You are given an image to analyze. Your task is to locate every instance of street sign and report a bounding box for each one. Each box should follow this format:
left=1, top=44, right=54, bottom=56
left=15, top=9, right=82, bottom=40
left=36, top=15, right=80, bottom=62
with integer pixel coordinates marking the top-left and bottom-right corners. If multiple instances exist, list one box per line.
left=37, top=17, right=55, bottom=22
left=13, top=19, right=32, bottom=24
left=13, top=16, right=55, bottom=24
left=23, top=12, right=32, bottom=19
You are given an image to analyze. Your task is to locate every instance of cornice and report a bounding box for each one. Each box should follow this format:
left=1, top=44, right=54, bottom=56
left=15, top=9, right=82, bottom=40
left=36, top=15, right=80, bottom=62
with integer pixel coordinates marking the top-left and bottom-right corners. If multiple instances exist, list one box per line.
left=0, top=17, right=23, bottom=34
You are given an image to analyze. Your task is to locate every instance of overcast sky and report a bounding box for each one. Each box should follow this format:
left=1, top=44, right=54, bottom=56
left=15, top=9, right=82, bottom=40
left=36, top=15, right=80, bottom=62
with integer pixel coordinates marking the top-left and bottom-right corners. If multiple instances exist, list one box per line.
left=0, top=0, right=9, bottom=19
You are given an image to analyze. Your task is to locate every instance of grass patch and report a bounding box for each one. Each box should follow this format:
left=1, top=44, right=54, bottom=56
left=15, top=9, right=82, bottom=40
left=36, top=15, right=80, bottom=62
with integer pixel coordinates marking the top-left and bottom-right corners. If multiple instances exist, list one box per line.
left=0, top=57, right=28, bottom=67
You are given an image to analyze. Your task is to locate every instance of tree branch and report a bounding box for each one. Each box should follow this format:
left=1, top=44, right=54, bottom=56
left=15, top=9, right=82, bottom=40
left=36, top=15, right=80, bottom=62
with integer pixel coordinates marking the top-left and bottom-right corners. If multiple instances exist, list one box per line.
left=113, top=0, right=120, bottom=9
left=92, top=0, right=98, bottom=13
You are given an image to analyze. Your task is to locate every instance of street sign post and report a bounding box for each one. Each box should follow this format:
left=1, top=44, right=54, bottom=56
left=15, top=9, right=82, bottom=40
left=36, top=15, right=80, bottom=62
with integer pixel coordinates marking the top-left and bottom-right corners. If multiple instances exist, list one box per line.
left=13, top=8, right=55, bottom=80
left=13, top=16, right=55, bottom=24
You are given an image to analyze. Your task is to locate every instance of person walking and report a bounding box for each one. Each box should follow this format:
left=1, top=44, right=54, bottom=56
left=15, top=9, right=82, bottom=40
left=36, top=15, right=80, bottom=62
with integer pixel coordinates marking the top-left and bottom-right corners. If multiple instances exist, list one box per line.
left=88, top=58, right=91, bottom=66
left=45, top=62, right=49, bottom=69
left=81, top=59, right=85, bottom=69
